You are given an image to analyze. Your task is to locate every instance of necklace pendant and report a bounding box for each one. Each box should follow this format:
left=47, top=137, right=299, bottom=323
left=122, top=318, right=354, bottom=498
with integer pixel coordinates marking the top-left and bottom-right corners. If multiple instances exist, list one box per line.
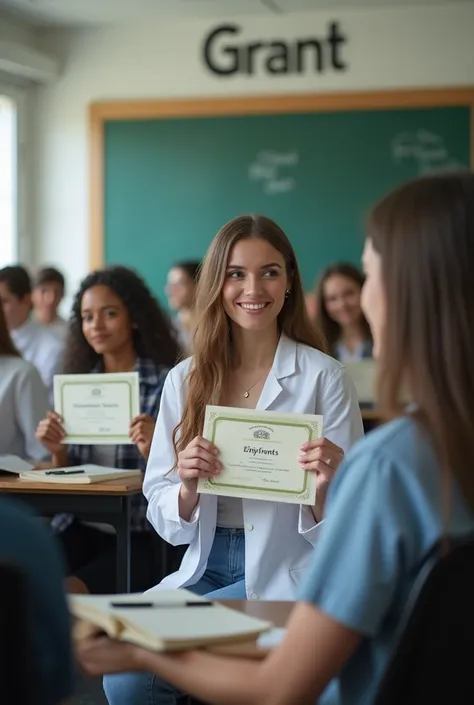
left=244, top=391, right=250, bottom=398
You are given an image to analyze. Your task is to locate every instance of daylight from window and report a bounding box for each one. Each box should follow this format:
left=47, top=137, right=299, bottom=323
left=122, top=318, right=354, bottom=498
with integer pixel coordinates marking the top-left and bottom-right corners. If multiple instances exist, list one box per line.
left=0, top=95, right=17, bottom=267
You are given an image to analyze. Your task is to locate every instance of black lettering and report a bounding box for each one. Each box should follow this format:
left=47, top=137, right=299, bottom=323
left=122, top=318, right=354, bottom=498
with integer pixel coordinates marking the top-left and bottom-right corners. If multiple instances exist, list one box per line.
left=327, top=21, right=347, bottom=70
left=296, top=39, right=323, bottom=73
left=203, top=24, right=240, bottom=76
left=245, top=42, right=263, bottom=74
left=202, top=21, right=349, bottom=77
left=265, top=41, right=289, bottom=74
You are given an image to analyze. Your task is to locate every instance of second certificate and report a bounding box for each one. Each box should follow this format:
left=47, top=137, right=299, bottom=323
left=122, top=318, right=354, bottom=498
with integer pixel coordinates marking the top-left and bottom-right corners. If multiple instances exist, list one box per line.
left=198, top=406, right=323, bottom=505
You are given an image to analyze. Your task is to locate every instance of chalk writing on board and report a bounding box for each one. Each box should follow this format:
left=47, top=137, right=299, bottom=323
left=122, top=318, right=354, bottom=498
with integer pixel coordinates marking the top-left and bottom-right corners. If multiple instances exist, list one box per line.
left=392, top=130, right=467, bottom=174
left=249, top=150, right=298, bottom=195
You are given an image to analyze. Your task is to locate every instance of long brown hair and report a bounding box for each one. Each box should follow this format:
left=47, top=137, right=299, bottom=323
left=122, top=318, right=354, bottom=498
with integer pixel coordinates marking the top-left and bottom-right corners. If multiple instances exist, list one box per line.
left=173, top=215, right=327, bottom=461
left=315, top=262, right=372, bottom=354
left=369, top=171, right=474, bottom=511
left=0, top=304, right=20, bottom=357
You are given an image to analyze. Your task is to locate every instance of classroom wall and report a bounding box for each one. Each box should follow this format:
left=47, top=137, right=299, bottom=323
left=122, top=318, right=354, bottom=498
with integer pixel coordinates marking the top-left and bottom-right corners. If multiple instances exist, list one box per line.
left=33, top=3, right=474, bottom=303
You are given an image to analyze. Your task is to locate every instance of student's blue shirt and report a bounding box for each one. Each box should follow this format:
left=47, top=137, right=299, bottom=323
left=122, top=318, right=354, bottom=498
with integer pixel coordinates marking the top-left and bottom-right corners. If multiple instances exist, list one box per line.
left=297, top=416, right=474, bottom=705
left=0, top=498, right=73, bottom=705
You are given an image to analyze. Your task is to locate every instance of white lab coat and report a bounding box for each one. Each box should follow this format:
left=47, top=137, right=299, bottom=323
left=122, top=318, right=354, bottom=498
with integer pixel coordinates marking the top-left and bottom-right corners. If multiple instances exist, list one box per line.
left=143, top=334, right=363, bottom=600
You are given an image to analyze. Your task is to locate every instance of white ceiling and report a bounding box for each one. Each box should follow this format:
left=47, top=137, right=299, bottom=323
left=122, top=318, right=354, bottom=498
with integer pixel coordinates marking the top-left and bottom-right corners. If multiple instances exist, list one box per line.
left=0, top=0, right=469, bottom=27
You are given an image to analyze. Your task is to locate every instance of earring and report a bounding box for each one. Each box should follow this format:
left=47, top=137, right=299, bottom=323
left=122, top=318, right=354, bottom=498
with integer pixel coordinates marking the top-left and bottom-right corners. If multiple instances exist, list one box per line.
left=285, top=289, right=291, bottom=299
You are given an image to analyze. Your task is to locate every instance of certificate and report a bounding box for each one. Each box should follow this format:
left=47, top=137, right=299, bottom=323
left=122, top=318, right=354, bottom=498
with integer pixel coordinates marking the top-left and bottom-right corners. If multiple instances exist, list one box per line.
left=53, top=372, right=140, bottom=445
left=198, top=406, right=323, bottom=505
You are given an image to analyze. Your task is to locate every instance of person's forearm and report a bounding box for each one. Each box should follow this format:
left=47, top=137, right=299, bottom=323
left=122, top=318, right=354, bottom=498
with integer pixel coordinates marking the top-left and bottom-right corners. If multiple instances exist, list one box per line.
left=52, top=447, right=69, bottom=468
left=138, top=650, right=269, bottom=705
left=178, top=485, right=199, bottom=522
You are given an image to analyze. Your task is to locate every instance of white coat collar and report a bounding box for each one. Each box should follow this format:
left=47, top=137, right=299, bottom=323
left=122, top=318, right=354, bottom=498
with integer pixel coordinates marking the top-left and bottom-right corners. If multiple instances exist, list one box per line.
left=257, top=333, right=297, bottom=411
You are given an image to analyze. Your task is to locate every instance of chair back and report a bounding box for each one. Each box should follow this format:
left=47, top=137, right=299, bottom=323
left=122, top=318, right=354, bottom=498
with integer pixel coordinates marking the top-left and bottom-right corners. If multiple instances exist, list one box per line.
left=0, top=562, right=33, bottom=705
left=374, top=535, right=474, bottom=704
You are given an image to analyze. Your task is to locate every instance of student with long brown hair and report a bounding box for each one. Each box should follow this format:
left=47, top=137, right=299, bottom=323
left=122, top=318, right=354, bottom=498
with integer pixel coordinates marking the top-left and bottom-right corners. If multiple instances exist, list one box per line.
left=315, top=262, right=373, bottom=361
left=0, top=299, right=49, bottom=460
left=78, top=173, right=474, bottom=705
left=102, top=214, right=363, bottom=705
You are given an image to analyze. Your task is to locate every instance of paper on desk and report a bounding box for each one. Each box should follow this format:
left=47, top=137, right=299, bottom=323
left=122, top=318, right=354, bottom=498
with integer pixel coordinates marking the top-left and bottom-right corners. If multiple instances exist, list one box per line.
left=0, top=455, right=34, bottom=474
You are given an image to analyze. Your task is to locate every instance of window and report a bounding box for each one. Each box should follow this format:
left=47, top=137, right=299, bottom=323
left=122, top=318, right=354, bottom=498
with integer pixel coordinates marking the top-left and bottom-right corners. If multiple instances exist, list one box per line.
left=0, top=94, right=18, bottom=267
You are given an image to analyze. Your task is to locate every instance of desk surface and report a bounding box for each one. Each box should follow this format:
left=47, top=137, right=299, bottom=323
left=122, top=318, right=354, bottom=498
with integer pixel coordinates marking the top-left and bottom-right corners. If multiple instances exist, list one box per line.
left=0, top=474, right=143, bottom=496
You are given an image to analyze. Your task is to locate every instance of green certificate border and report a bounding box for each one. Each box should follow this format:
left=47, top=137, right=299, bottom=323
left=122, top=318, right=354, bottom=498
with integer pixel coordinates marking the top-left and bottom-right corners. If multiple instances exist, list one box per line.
left=57, top=378, right=138, bottom=443
left=201, top=411, right=320, bottom=503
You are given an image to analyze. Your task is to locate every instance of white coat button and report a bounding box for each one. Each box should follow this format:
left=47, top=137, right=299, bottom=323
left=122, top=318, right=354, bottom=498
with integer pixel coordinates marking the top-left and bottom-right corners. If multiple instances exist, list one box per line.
left=250, top=592, right=260, bottom=600
left=246, top=523, right=254, bottom=531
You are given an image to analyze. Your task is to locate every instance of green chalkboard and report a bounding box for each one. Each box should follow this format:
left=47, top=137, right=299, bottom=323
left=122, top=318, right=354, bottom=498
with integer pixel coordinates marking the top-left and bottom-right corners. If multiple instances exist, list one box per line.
left=104, top=106, right=470, bottom=306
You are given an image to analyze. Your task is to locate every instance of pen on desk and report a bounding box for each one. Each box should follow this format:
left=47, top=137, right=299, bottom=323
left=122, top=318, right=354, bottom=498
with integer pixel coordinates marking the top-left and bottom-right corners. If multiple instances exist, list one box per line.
left=110, top=601, right=214, bottom=608
left=45, top=469, right=86, bottom=476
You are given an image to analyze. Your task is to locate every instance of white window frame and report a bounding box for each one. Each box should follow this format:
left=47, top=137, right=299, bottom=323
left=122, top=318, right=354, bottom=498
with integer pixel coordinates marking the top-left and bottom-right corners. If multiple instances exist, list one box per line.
left=0, top=83, right=29, bottom=266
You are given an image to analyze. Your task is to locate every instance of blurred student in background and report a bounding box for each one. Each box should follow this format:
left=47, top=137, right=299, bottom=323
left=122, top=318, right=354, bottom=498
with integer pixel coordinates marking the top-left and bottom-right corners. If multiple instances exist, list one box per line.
left=165, top=260, right=200, bottom=353
left=0, top=303, right=49, bottom=460
left=36, top=265, right=179, bottom=595
left=0, top=265, right=64, bottom=401
left=32, top=266, right=68, bottom=341
left=315, top=262, right=372, bottom=362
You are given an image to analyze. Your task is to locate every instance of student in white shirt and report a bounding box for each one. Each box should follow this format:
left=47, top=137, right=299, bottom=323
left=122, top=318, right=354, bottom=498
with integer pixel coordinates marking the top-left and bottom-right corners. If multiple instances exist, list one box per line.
left=0, top=303, right=48, bottom=460
left=101, top=214, right=363, bottom=705
left=314, top=262, right=373, bottom=362
left=0, top=265, right=64, bottom=401
left=32, top=266, right=68, bottom=342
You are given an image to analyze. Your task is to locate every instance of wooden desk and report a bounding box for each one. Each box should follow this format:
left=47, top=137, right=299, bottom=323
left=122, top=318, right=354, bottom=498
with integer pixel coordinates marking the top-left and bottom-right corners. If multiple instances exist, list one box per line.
left=0, top=474, right=143, bottom=593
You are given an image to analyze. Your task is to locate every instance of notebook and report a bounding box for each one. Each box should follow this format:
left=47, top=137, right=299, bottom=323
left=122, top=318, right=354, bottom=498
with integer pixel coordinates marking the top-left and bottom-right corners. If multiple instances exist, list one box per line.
left=0, top=455, right=34, bottom=475
left=17, top=464, right=141, bottom=484
left=70, top=589, right=272, bottom=652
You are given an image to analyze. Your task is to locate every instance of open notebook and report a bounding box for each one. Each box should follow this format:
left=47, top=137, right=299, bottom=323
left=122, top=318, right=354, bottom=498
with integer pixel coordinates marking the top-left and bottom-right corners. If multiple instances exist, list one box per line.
left=0, top=459, right=141, bottom=484
left=70, top=589, right=272, bottom=652
left=0, top=456, right=34, bottom=475
left=18, top=464, right=141, bottom=484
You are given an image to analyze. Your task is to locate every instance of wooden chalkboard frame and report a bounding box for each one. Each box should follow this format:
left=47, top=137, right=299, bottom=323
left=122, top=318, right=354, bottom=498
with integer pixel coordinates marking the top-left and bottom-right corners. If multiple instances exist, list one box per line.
left=89, top=87, right=474, bottom=269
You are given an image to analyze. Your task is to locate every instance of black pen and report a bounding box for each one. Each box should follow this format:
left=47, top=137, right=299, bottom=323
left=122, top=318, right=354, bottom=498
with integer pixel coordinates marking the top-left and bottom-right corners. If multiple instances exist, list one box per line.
left=110, top=601, right=214, bottom=608
left=45, top=469, right=86, bottom=476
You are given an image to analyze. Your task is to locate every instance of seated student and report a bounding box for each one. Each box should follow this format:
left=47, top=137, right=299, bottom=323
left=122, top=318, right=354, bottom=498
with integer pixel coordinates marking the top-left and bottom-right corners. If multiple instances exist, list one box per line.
left=0, top=303, right=49, bottom=460
left=77, top=172, right=474, bottom=705
left=0, top=265, right=64, bottom=401
left=0, top=497, right=73, bottom=705
left=32, top=266, right=68, bottom=341
left=101, top=215, right=363, bottom=705
left=36, top=265, right=179, bottom=595
left=164, top=260, right=201, bottom=353
left=315, top=262, right=373, bottom=361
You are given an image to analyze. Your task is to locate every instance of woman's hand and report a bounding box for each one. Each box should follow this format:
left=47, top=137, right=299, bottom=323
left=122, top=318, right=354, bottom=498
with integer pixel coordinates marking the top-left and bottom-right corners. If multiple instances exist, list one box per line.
left=130, top=414, right=156, bottom=461
left=36, top=411, right=66, bottom=456
left=298, top=438, right=345, bottom=522
left=76, top=634, right=145, bottom=676
left=177, top=436, right=221, bottom=495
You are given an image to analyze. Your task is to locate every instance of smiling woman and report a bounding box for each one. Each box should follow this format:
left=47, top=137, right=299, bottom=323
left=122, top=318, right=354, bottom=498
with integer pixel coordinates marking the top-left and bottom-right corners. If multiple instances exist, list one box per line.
left=102, top=214, right=363, bottom=705
left=35, top=265, right=180, bottom=596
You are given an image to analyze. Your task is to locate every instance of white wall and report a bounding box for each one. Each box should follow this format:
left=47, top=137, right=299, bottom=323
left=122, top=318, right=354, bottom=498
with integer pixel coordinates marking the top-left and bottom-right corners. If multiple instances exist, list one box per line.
left=34, top=3, right=474, bottom=301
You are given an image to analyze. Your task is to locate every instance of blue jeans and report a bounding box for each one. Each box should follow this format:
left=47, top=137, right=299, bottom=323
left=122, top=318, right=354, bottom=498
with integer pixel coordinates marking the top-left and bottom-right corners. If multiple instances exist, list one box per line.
left=103, top=527, right=246, bottom=705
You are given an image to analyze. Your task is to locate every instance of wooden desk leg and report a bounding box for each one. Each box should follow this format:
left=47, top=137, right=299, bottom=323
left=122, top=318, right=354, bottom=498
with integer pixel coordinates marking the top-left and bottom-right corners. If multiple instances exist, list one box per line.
left=115, top=497, right=131, bottom=593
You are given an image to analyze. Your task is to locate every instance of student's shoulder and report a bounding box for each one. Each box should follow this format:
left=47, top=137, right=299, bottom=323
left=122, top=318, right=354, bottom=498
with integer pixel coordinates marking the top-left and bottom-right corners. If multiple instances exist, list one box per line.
left=0, top=497, right=60, bottom=564
left=0, top=354, right=42, bottom=383
left=345, top=415, right=431, bottom=481
left=295, top=340, right=345, bottom=376
left=168, top=355, right=193, bottom=386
